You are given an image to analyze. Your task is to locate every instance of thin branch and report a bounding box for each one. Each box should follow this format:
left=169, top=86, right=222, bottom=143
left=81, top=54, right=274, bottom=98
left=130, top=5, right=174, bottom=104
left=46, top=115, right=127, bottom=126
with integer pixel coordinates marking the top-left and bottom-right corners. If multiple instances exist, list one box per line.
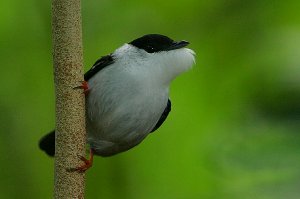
left=52, top=0, right=86, bottom=197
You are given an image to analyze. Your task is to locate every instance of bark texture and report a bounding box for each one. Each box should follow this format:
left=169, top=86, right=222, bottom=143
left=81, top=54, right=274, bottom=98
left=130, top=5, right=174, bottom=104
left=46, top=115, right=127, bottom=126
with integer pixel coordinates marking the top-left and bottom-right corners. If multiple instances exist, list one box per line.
left=52, top=0, right=86, bottom=197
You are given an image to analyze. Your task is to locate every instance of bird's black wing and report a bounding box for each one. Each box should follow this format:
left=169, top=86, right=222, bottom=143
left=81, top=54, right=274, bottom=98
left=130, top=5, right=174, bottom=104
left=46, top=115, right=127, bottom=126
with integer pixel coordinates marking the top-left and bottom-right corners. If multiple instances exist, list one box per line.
left=84, top=54, right=114, bottom=81
left=150, top=99, right=171, bottom=133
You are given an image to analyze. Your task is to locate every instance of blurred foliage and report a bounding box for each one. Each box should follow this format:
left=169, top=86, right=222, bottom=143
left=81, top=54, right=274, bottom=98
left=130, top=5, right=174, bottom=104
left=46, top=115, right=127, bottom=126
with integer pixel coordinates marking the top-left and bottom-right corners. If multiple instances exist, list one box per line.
left=1, top=0, right=300, bottom=198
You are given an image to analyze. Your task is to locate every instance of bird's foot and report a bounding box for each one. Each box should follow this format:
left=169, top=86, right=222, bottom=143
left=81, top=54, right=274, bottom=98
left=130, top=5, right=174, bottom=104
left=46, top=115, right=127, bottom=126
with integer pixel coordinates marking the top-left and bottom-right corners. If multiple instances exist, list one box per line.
left=67, top=148, right=94, bottom=173
left=74, top=80, right=90, bottom=95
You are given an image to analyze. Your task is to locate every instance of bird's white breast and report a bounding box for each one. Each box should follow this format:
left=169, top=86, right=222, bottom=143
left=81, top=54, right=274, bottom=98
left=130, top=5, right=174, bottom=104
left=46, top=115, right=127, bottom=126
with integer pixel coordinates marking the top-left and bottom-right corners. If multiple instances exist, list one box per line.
left=86, top=58, right=169, bottom=156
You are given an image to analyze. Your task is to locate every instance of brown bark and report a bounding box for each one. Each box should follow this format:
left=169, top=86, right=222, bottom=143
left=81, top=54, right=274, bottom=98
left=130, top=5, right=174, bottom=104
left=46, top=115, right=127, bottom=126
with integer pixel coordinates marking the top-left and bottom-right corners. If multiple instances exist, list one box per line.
left=52, top=0, right=86, bottom=197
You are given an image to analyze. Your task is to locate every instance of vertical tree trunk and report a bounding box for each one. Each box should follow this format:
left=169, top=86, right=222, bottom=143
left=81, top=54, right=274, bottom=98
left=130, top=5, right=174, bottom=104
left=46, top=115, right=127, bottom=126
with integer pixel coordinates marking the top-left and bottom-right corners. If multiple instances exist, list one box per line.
left=52, top=0, right=86, bottom=197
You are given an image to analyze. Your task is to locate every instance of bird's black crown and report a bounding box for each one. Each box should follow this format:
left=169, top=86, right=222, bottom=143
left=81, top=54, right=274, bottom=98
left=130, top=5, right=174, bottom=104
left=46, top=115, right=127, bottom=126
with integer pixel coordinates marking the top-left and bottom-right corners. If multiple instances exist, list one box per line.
left=129, top=34, right=189, bottom=53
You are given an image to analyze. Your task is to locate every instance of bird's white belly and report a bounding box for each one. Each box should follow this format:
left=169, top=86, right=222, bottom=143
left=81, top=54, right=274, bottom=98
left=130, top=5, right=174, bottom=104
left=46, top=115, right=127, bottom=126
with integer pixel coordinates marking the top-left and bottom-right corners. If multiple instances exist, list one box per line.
left=85, top=70, right=169, bottom=156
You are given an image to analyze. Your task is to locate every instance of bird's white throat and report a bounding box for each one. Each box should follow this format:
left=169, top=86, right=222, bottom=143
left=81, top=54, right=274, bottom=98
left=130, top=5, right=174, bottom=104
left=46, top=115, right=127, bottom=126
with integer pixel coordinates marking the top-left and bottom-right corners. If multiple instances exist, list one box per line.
left=113, top=44, right=195, bottom=86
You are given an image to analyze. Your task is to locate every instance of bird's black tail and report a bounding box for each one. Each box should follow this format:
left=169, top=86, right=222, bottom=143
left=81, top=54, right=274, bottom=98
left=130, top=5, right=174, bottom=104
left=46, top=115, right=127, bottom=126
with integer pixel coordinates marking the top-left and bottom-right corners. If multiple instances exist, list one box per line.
left=39, top=130, right=55, bottom=157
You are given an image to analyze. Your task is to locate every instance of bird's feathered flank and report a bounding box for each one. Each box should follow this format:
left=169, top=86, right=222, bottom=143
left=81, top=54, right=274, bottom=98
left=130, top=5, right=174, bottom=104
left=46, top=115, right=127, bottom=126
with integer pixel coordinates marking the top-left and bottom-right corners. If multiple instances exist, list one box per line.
left=150, top=99, right=171, bottom=133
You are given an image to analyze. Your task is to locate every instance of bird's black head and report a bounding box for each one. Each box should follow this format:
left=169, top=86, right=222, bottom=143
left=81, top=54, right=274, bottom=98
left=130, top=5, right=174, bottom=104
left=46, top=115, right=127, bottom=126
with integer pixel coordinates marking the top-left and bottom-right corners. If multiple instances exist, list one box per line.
left=129, top=34, right=189, bottom=53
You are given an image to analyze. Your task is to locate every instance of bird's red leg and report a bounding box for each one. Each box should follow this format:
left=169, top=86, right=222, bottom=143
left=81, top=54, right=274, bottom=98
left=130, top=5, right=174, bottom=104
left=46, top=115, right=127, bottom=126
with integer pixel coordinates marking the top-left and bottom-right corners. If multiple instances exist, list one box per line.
left=73, top=148, right=95, bottom=173
left=74, top=80, right=90, bottom=95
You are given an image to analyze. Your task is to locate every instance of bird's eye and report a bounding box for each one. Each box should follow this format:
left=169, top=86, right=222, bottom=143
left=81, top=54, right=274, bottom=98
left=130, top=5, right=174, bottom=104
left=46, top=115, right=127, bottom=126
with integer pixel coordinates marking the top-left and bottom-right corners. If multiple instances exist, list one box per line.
left=146, top=45, right=155, bottom=53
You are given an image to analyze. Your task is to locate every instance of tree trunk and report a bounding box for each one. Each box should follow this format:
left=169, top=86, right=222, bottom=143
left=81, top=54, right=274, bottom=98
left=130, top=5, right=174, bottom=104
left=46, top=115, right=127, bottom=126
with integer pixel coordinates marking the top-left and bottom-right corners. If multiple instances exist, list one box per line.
left=52, top=0, right=86, bottom=197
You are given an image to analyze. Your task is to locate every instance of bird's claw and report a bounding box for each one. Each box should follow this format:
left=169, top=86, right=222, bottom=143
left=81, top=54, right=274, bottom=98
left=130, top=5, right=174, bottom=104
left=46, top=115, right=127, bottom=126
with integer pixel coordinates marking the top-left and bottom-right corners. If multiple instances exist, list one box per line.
left=74, top=156, right=93, bottom=173
left=67, top=149, right=94, bottom=173
left=73, top=80, right=90, bottom=95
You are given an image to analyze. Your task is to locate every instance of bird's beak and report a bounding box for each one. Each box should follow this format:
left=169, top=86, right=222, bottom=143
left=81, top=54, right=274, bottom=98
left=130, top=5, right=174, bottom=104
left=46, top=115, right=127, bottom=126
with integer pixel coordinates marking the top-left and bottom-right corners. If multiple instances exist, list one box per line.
left=167, top=40, right=189, bottom=50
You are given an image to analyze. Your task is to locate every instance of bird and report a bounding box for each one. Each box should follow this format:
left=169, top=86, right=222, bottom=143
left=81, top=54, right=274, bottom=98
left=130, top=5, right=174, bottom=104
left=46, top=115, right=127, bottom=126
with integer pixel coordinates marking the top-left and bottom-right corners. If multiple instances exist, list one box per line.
left=39, top=34, right=195, bottom=171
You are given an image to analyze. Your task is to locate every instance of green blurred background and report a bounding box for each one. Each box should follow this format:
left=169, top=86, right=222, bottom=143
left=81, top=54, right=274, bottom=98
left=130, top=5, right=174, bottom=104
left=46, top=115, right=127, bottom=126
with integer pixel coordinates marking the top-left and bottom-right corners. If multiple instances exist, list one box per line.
left=1, top=0, right=300, bottom=198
